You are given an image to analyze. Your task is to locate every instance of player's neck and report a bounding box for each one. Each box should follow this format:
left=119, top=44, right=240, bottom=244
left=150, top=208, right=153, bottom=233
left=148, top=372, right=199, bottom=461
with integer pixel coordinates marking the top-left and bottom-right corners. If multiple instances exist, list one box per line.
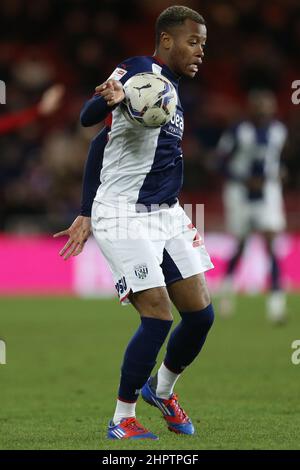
left=153, top=51, right=180, bottom=79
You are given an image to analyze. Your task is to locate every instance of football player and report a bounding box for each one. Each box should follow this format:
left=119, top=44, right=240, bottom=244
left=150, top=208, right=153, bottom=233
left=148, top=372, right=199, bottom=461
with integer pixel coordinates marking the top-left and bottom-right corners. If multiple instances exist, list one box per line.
left=55, top=5, right=214, bottom=440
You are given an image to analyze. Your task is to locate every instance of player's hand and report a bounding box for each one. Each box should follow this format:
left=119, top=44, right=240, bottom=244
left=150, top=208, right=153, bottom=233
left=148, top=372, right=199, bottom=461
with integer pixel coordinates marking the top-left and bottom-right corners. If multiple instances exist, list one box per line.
left=38, top=84, right=65, bottom=116
left=53, top=216, right=91, bottom=260
left=95, top=79, right=125, bottom=106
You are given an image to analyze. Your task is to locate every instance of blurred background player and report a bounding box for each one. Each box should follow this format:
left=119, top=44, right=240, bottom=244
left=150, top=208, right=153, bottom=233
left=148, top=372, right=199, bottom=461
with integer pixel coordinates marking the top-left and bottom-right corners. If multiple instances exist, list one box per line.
left=218, top=90, right=288, bottom=323
left=0, top=84, right=64, bottom=135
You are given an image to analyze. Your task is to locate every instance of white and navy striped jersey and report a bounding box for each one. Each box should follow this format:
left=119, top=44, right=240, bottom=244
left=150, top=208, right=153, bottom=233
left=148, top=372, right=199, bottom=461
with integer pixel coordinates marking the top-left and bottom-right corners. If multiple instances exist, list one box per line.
left=80, top=56, right=184, bottom=212
left=218, top=120, right=287, bottom=185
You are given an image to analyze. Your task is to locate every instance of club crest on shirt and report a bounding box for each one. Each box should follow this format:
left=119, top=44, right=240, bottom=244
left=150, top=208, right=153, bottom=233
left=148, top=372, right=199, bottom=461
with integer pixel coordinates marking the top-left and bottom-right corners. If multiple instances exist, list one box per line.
left=134, top=263, right=148, bottom=279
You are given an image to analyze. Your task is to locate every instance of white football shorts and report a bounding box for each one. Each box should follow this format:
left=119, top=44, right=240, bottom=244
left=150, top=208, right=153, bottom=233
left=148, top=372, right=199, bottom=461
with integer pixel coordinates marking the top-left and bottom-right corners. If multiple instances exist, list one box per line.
left=223, top=181, right=286, bottom=238
left=91, top=201, right=214, bottom=304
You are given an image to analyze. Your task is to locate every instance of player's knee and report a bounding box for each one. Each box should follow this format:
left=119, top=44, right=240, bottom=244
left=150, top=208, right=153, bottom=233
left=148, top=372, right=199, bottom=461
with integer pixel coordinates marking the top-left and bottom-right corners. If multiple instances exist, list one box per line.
left=202, top=304, right=215, bottom=330
left=192, top=284, right=211, bottom=311
left=138, top=288, right=173, bottom=321
left=201, top=289, right=211, bottom=309
left=181, top=304, right=215, bottom=332
left=149, top=292, right=173, bottom=320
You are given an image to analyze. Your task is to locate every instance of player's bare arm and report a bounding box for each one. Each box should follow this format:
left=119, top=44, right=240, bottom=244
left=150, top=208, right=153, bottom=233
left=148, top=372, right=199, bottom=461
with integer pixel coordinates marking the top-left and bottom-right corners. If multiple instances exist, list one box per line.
left=37, top=84, right=65, bottom=116
left=95, top=79, right=125, bottom=107
left=53, top=216, right=91, bottom=260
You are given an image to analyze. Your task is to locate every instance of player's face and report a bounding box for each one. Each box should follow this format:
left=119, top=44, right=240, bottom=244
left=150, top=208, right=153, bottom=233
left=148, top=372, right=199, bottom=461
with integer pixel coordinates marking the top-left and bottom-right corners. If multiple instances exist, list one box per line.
left=249, top=94, right=277, bottom=122
left=167, top=20, right=207, bottom=78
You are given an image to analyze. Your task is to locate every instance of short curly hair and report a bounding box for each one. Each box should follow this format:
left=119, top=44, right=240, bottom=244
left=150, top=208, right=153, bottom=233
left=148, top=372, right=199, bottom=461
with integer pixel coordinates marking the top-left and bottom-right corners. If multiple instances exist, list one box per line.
left=155, top=5, right=205, bottom=46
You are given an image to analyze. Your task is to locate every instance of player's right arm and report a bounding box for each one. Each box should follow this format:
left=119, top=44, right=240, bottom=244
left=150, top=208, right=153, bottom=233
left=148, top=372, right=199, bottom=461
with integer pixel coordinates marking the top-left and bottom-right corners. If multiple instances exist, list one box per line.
left=53, top=127, right=108, bottom=259
left=80, top=79, right=125, bottom=126
left=53, top=215, right=92, bottom=260
left=80, top=57, right=150, bottom=127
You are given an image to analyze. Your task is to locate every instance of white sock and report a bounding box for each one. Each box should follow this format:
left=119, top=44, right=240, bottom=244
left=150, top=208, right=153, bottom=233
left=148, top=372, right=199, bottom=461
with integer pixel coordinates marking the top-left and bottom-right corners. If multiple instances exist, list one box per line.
left=156, top=363, right=181, bottom=399
left=113, top=399, right=136, bottom=425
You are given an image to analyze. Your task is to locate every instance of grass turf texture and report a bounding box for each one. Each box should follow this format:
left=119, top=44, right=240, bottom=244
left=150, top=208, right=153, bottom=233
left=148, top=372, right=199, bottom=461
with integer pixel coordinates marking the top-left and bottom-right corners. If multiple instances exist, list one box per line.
left=0, top=295, right=299, bottom=450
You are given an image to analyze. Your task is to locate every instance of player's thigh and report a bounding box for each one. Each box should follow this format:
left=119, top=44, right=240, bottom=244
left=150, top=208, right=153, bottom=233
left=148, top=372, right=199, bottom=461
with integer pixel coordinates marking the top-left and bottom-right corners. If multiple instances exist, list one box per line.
left=92, top=209, right=172, bottom=318
left=163, top=206, right=213, bottom=312
left=129, top=287, right=173, bottom=321
left=98, top=235, right=173, bottom=319
left=167, top=273, right=211, bottom=312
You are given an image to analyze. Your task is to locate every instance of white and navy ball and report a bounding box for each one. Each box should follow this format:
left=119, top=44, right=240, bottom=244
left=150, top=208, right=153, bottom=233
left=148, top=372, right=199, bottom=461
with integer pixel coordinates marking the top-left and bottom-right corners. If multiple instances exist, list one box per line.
left=120, top=72, right=177, bottom=128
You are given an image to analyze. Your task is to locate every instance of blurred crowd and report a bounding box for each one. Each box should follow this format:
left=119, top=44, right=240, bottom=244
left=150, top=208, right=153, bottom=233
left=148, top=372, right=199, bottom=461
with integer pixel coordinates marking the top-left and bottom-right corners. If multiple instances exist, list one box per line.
left=0, top=0, right=300, bottom=232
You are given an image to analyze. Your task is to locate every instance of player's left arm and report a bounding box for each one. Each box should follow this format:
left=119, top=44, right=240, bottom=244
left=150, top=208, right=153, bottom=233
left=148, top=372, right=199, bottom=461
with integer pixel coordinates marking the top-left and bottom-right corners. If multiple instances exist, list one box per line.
left=216, top=128, right=239, bottom=179
left=278, top=127, right=289, bottom=185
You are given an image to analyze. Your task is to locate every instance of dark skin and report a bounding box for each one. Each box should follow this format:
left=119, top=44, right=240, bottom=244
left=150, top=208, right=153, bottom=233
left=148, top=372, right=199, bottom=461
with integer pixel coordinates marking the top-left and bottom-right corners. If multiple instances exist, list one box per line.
left=95, top=19, right=207, bottom=104
left=155, top=19, right=207, bottom=79
left=55, top=19, right=210, bottom=320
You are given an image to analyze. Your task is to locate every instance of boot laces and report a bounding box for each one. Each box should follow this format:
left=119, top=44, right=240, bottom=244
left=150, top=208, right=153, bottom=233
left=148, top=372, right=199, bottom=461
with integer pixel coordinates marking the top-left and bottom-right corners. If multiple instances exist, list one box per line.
left=167, top=394, right=188, bottom=421
left=122, top=417, right=147, bottom=433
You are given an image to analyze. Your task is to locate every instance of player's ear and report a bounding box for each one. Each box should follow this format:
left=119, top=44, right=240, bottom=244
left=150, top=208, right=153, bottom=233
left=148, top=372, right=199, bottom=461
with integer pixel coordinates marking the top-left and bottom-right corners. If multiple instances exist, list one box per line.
left=160, top=32, right=173, bottom=50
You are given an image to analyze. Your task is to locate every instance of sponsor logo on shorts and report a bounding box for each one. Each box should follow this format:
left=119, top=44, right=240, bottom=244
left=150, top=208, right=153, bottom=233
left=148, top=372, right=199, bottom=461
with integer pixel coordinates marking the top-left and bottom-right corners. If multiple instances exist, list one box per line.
left=115, top=276, right=127, bottom=295
left=134, top=263, right=148, bottom=279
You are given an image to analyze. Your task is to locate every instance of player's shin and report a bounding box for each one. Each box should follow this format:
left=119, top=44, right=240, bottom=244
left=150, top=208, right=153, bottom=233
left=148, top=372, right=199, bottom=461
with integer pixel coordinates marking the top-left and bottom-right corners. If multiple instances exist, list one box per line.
left=270, top=252, right=281, bottom=291
left=113, top=317, right=173, bottom=424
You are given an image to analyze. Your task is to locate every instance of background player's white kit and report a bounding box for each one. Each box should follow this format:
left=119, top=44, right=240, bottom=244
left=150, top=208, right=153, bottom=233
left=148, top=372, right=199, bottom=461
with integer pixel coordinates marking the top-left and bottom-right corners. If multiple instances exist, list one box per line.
left=217, top=91, right=288, bottom=323
left=219, top=120, right=287, bottom=237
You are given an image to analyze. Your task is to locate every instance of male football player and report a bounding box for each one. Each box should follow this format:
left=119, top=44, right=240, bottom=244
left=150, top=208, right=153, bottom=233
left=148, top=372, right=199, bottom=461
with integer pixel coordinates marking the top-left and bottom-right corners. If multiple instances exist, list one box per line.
left=218, top=90, right=288, bottom=323
left=55, top=6, right=214, bottom=440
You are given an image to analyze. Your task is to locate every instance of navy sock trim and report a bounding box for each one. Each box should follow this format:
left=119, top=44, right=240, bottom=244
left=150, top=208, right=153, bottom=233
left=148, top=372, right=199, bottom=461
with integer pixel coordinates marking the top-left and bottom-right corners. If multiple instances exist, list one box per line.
left=117, top=397, right=137, bottom=404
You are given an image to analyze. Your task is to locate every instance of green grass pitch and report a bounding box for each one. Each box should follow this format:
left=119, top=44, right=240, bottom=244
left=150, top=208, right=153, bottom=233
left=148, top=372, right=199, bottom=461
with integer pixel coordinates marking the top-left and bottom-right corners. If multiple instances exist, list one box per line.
left=0, top=295, right=299, bottom=450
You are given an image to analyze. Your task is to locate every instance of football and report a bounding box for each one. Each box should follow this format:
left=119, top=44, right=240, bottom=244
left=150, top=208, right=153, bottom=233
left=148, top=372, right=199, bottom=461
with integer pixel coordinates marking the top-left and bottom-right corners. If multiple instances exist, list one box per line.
left=120, top=72, right=177, bottom=127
